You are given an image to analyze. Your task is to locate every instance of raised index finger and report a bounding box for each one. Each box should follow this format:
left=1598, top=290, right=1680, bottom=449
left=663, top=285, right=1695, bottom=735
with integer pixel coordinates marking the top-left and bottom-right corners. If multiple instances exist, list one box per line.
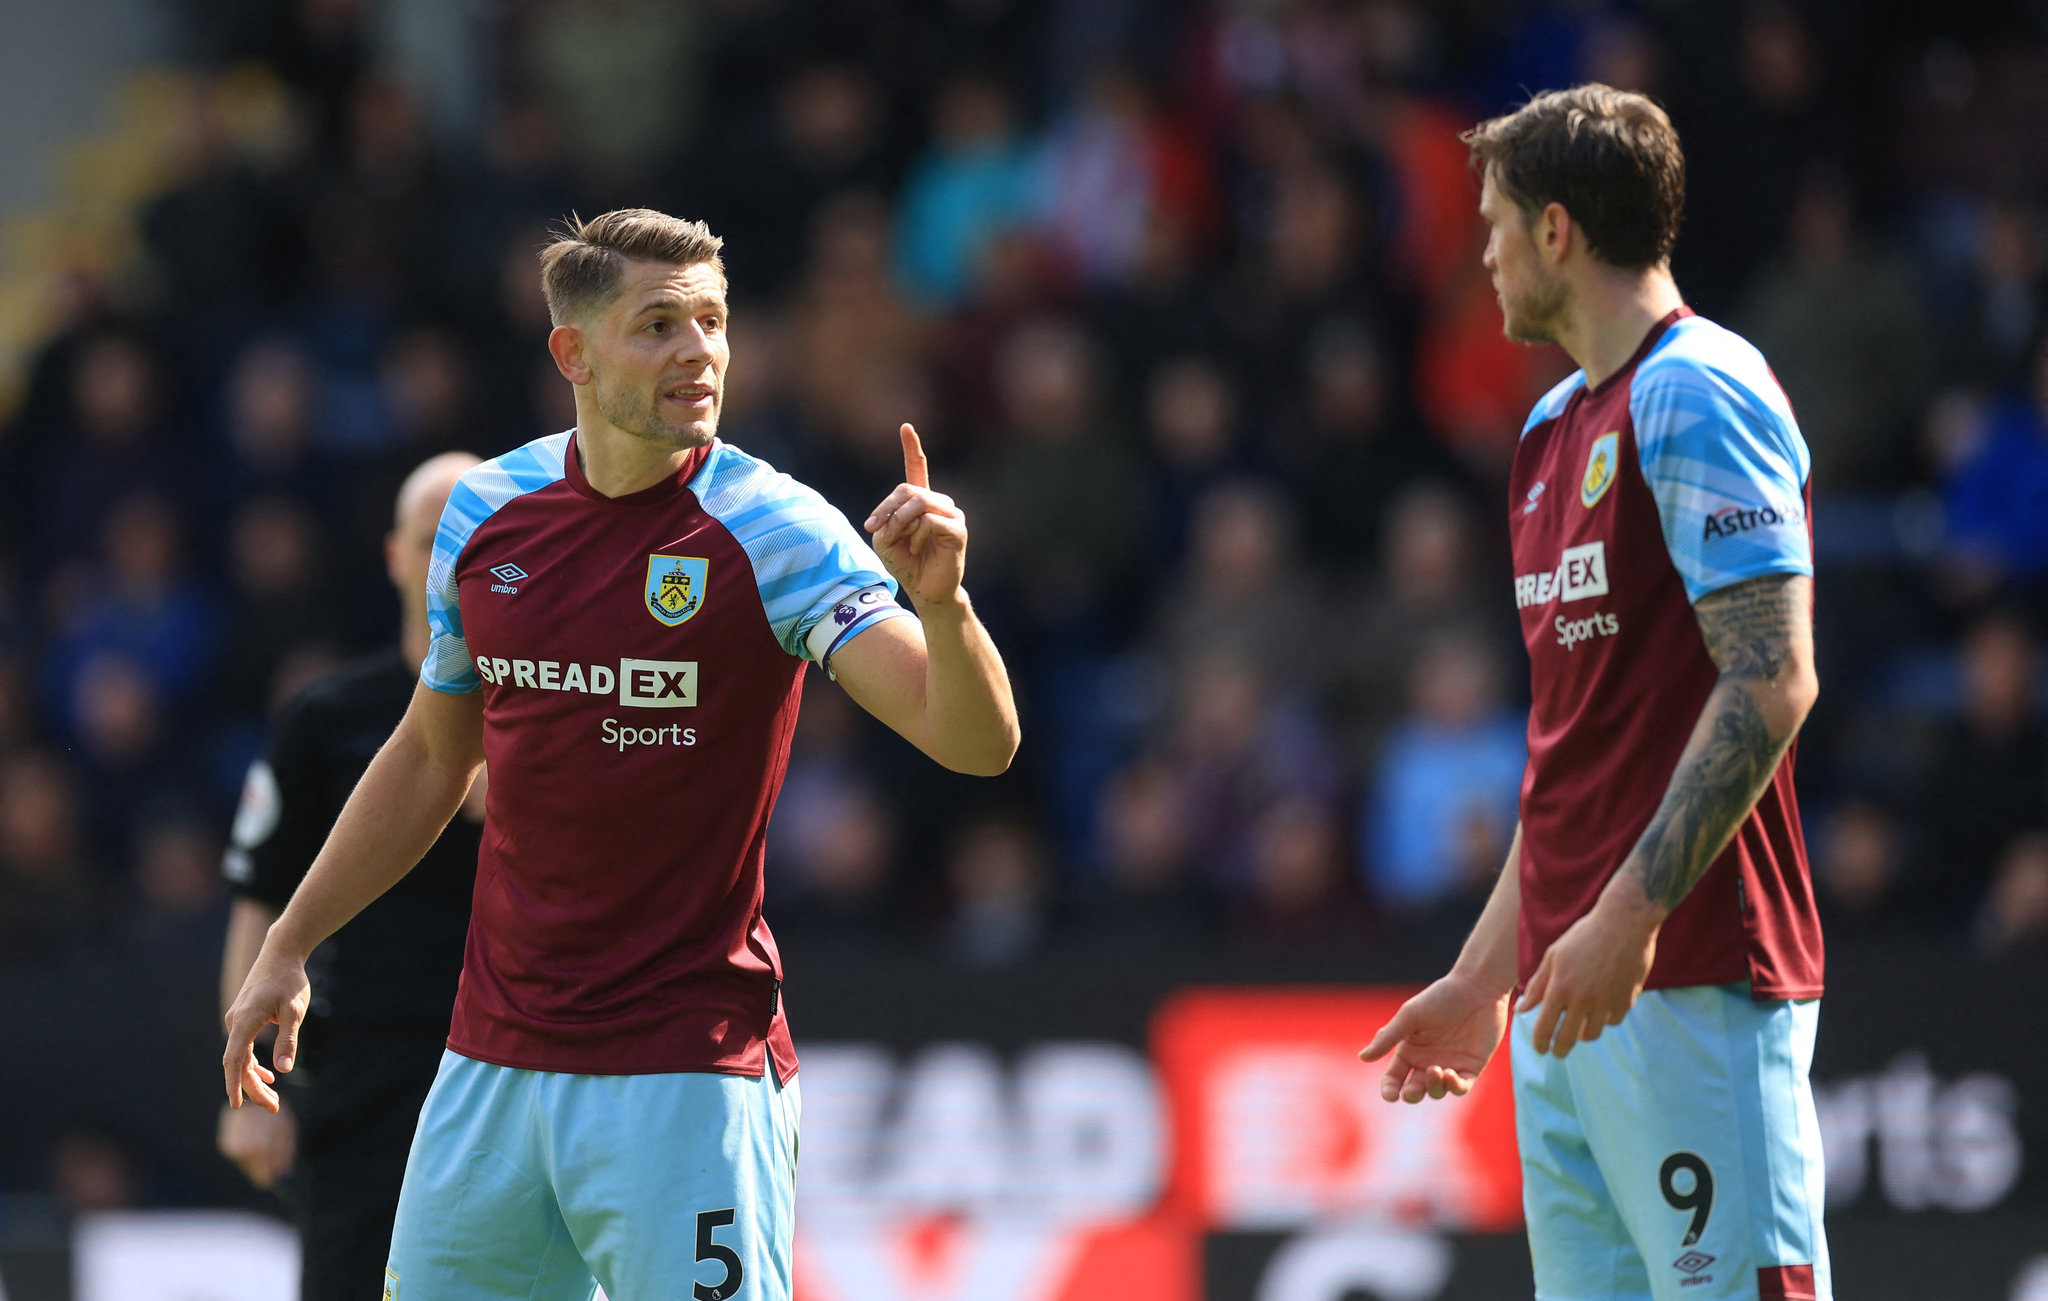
left=900, top=423, right=930, bottom=489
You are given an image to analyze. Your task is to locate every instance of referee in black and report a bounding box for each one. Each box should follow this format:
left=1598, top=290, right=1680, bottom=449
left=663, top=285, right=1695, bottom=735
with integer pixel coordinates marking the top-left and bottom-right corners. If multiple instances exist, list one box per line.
left=218, top=452, right=481, bottom=1299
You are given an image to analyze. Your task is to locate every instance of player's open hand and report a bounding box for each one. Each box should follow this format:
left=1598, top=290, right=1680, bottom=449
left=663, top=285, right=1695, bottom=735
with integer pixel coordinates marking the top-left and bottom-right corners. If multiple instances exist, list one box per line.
left=222, top=949, right=312, bottom=1114
left=1518, top=893, right=1659, bottom=1057
left=1359, top=970, right=1512, bottom=1103
left=863, top=424, right=968, bottom=612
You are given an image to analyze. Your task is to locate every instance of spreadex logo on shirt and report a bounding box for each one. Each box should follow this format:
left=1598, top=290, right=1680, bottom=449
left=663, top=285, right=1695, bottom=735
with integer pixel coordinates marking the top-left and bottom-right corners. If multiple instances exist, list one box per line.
left=1701, top=500, right=1803, bottom=542
left=1514, top=540, right=1609, bottom=609
left=473, top=655, right=697, bottom=707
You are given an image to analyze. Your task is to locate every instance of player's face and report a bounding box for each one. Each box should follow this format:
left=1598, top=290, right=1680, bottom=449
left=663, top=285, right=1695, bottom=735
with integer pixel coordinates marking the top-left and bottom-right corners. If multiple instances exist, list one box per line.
left=1480, top=169, right=1567, bottom=345
left=587, top=260, right=730, bottom=450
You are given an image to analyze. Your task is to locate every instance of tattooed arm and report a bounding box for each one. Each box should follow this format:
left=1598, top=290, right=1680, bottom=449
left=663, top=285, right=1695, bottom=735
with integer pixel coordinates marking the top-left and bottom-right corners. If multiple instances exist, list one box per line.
left=1517, top=573, right=1818, bottom=1057
left=1625, top=574, right=1819, bottom=909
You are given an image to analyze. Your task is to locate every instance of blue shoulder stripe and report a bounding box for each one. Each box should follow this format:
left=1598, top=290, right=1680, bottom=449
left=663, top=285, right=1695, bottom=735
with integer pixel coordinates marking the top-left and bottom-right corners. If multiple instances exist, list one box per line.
left=422, top=431, right=571, bottom=692
left=1523, top=370, right=1586, bottom=437
left=1630, top=317, right=1812, bottom=603
left=692, top=441, right=909, bottom=660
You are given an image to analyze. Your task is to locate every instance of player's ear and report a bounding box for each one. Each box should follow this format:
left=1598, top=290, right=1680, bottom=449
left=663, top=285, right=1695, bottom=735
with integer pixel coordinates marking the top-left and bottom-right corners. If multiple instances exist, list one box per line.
left=548, top=325, right=592, bottom=385
left=1541, top=201, right=1572, bottom=263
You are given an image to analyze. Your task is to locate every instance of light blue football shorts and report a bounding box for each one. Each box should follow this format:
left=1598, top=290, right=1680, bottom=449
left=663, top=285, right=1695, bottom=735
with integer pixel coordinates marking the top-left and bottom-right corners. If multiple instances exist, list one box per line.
left=382, top=1051, right=798, bottom=1301
left=1511, top=983, right=1830, bottom=1301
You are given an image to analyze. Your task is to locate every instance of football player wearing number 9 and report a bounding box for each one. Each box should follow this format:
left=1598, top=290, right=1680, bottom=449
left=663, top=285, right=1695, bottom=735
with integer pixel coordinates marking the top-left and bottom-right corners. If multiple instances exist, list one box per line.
left=1358, top=88, right=1830, bottom=1301
left=221, top=209, right=1019, bottom=1301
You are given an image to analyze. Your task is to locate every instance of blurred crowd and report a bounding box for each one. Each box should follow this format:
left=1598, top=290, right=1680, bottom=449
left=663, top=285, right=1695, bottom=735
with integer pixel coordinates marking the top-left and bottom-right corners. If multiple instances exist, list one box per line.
left=2, top=0, right=2047, bottom=1003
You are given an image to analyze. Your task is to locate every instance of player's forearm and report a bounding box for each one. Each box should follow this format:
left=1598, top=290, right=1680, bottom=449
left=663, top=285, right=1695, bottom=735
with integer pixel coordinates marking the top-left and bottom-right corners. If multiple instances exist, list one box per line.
left=1451, top=824, right=1523, bottom=996
left=910, top=591, right=1020, bottom=776
left=1609, top=576, right=1817, bottom=918
left=220, top=897, right=281, bottom=1017
left=265, top=721, right=476, bottom=962
left=1607, top=675, right=1809, bottom=919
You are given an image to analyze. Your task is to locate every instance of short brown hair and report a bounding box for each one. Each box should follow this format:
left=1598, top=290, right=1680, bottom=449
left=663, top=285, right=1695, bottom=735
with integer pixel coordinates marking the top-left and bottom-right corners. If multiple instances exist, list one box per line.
left=538, top=209, right=726, bottom=325
left=1463, top=84, right=1684, bottom=271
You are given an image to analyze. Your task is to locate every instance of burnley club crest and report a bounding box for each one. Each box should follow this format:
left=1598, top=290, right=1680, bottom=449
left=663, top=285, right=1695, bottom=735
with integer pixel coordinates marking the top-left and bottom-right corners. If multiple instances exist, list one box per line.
left=644, top=554, right=708, bottom=626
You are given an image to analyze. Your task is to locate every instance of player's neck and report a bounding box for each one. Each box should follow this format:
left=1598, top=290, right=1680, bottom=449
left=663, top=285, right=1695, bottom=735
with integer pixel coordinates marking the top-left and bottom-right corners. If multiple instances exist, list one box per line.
left=574, top=415, right=701, bottom=498
left=1558, top=265, right=1684, bottom=390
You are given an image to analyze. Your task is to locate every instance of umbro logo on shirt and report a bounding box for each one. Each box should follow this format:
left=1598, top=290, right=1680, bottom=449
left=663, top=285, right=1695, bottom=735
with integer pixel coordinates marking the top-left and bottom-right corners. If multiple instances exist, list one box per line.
left=489, top=562, right=528, bottom=594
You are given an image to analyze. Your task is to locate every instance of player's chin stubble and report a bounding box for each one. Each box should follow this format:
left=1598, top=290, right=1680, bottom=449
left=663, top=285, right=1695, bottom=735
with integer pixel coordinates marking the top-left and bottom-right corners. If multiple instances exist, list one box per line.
left=1507, top=266, right=1564, bottom=346
left=594, top=374, right=719, bottom=449
left=1502, top=273, right=1568, bottom=345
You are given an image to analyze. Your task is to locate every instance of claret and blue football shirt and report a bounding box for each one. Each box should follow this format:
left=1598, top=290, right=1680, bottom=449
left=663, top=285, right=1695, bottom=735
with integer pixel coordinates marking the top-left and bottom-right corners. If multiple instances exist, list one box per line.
left=1508, top=307, right=1823, bottom=999
left=422, top=431, right=912, bottom=1079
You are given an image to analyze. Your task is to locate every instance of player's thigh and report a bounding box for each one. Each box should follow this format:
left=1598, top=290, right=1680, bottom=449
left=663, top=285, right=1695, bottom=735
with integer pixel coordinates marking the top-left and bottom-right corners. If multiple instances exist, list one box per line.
left=553, top=1069, right=800, bottom=1301
left=385, top=1052, right=597, bottom=1301
left=1568, top=986, right=1829, bottom=1301
left=1511, top=1010, right=1655, bottom=1301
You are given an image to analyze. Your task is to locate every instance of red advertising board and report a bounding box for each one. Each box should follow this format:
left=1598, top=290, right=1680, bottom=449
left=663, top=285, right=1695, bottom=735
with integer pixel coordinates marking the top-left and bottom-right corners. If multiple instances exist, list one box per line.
left=1153, top=987, right=1522, bottom=1232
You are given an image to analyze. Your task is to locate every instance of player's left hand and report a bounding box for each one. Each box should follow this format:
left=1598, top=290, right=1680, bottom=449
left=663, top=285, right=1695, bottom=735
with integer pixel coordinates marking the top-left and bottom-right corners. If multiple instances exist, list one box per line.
left=864, top=424, right=968, bottom=612
left=1518, top=893, right=1660, bottom=1057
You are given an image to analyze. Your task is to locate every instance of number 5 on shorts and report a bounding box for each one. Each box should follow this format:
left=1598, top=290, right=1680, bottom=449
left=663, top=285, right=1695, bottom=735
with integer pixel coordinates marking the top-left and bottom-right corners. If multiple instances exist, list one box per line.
left=1659, top=1151, right=1714, bottom=1247
left=695, top=1208, right=743, bottom=1301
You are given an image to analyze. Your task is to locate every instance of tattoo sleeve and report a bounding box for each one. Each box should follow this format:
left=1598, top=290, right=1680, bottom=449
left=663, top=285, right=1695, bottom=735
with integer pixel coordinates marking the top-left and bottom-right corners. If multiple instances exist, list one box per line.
left=1624, top=574, right=1815, bottom=912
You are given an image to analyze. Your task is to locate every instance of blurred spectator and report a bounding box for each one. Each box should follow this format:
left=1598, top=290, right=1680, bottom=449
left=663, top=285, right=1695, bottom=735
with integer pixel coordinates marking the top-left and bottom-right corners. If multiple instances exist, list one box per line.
left=128, top=813, right=229, bottom=958
left=305, top=72, right=453, bottom=316
left=1813, top=798, right=1911, bottom=937
left=1665, top=0, right=1846, bottom=313
left=217, top=340, right=335, bottom=515
left=786, top=191, right=932, bottom=459
left=1364, top=630, right=1526, bottom=913
left=0, top=751, right=102, bottom=964
left=212, top=496, right=340, bottom=720
left=1938, top=332, right=2048, bottom=588
left=1087, top=759, right=1207, bottom=944
left=519, top=0, right=703, bottom=183
left=49, top=1130, right=140, bottom=1216
left=1156, top=653, right=1341, bottom=900
left=1244, top=794, right=1362, bottom=943
left=1148, top=481, right=1322, bottom=691
left=1279, top=318, right=1465, bottom=571
left=1034, top=65, right=1217, bottom=293
left=43, top=494, right=217, bottom=723
left=37, top=333, right=184, bottom=570
left=1737, top=168, right=1933, bottom=489
left=968, top=318, right=1145, bottom=627
left=1936, top=196, right=2046, bottom=392
left=1977, top=832, right=2048, bottom=957
left=1914, top=611, right=2047, bottom=931
left=894, top=72, right=1036, bottom=308
left=139, top=73, right=308, bottom=320
left=1138, top=355, right=1242, bottom=568
left=768, top=678, right=898, bottom=933
left=1325, top=483, right=1506, bottom=770
left=711, top=62, right=897, bottom=297
left=944, top=815, right=1048, bottom=968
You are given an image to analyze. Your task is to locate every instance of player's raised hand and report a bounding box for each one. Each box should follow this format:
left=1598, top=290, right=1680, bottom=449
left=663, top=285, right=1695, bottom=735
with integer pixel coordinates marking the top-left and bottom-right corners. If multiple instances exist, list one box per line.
left=1518, top=894, right=1658, bottom=1057
left=1359, top=970, right=1512, bottom=1103
left=863, top=424, right=968, bottom=610
left=222, top=948, right=312, bottom=1114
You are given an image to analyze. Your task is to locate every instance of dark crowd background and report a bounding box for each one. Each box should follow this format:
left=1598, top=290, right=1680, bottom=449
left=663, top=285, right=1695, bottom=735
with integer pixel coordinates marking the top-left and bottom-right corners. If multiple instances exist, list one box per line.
left=1, top=0, right=2046, bottom=1218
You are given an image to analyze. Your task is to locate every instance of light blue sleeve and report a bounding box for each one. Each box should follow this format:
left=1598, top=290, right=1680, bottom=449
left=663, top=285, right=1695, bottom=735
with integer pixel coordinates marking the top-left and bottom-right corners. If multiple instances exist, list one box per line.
left=420, top=432, right=571, bottom=693
left=422, top=496, right=482, bottom=694
left=695, top=444, right=916, bottom=662
left=1630, top=325, right=1813, bottom=603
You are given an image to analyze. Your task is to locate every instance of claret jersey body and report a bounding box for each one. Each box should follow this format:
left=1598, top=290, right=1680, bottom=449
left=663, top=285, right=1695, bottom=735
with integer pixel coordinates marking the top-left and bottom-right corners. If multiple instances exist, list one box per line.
left=1508, top=307, right=1823, bottom=999
left=421, top=430, right=911, bottom=1079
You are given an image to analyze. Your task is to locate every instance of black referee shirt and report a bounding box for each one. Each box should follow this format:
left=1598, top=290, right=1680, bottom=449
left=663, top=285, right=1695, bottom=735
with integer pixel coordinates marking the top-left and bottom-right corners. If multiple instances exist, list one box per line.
left=224, top=649, right=478, bottom=1031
